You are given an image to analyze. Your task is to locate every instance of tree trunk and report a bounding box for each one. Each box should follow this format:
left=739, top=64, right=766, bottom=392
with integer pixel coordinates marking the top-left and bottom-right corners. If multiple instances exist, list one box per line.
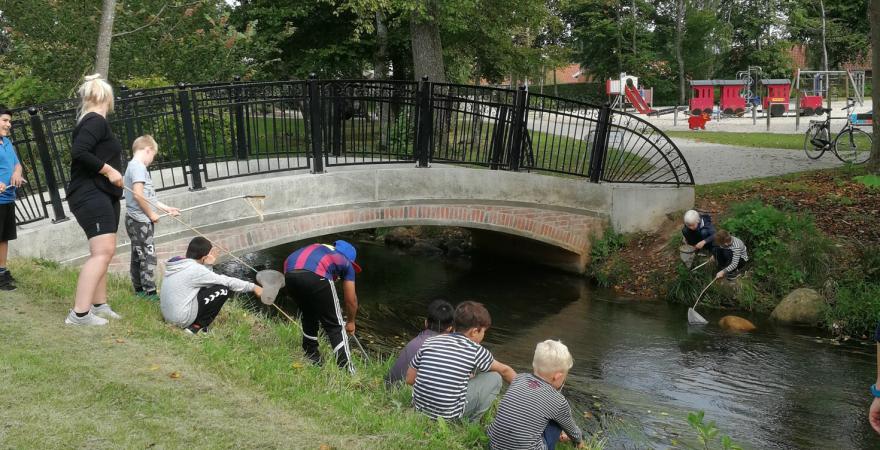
left=870, top=0, right=880, bottom=171
left=95, top=0, right=117, bottom=79
left=374, top=11, right=390, bottom=149
left=674, top=0, right=687, bottom=105
left=410, top=0, right=446, bottom=82
left=820, top=0, right=829, bottom=72
left=631, top=0, right=637, bottom=55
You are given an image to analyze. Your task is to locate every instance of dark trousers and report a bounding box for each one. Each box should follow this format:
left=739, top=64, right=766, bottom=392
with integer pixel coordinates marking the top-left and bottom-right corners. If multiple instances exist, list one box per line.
left=543, top=420, right=562, bottom=450
left=191, top=284, right=231, bottom=329
left=284, top=270, right=353, bottom=373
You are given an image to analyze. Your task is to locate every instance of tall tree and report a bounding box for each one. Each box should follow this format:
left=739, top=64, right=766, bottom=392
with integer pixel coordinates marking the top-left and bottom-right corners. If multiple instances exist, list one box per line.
left=410, top=0, right=446, bottom=81
left=95, top=0, right=117, bottom=78
left=870, top=0, right=879, bottom=171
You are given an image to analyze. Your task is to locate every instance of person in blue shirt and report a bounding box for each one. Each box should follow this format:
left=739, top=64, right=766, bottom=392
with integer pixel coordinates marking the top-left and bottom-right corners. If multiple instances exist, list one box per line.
left=0, top=105, right=25, bottom=291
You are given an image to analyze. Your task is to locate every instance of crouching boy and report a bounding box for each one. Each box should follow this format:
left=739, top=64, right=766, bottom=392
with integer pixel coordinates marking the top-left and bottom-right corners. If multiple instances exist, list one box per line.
left=713, top=229, right=749, bottom=280
left=407, top=301, right=516, bottom=422
left=160, top=237, right=262, bottom=333
left=488, top=340, right=584, bottom=450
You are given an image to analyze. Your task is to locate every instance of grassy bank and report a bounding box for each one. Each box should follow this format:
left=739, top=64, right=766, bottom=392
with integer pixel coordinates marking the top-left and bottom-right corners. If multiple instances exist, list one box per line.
left=585, top=166, right=880, bottom=337
left=666, top=131, right=803, bottom=150
left=2, top=258, right=615, bottom=449
left=0, top=259, right=486, bottom=449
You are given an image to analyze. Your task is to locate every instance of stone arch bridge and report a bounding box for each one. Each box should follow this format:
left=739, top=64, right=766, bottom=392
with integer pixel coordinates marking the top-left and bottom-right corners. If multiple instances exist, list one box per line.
left=15, top=166, right=692, bottom=273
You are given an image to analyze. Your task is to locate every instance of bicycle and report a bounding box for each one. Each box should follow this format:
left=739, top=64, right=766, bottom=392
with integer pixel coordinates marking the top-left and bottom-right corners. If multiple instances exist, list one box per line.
left=803, top=98, right=872, bottom=164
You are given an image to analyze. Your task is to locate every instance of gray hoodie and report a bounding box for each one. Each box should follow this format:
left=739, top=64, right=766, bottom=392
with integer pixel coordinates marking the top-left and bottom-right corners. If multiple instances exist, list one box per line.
left=160, top=257, right=256, bottom=327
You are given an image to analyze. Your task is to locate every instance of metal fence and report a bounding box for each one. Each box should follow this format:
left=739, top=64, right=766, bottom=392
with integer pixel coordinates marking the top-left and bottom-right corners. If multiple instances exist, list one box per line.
left=10, top=76, right=693, bottom=226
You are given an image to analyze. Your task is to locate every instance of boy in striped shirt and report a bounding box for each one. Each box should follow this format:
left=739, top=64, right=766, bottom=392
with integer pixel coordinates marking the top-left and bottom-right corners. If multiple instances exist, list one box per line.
left=488, top=340, right=584, bottom=450
left=713, top=229, right=749, bottom=280
left=406, top=301, right=516, bottom=422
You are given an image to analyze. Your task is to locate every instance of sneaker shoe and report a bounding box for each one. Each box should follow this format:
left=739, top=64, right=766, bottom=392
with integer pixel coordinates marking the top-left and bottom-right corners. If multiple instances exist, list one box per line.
left=91, top=304, right=122, bottom=320
left=184, top=323, right=204, bottom=334
left=65, top=310, right=108, bottom=326
left=0, top=279, right=15, bottom=291
left=0, top=270, right=16, bottom=283
left=136, top=290, right=160, bottom=301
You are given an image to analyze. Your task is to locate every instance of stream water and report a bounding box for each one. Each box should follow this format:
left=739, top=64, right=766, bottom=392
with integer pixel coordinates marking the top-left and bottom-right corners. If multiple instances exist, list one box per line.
left=217, top=234, right=880, bottom=449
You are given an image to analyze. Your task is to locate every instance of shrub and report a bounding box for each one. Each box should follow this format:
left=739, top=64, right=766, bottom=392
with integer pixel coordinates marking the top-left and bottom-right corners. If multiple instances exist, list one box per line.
left=587, top=231, right=629, bottom=288
left=826, top=281, right=880, bottom=338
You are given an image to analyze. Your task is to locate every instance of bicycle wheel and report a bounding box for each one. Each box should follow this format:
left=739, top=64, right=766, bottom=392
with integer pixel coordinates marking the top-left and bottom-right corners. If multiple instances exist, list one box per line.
left=833, top=127, right=872, bottom=164
left=803, top=124, right=828, bottom=159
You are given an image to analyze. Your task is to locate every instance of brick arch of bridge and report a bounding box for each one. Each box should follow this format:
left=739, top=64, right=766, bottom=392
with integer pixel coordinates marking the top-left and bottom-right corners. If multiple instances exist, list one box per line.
left=108, top=202, right=606, bottom=274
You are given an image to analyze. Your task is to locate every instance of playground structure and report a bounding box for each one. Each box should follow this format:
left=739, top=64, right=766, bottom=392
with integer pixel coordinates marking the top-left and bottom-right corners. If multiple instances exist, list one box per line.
left=606, top=73, right=653, bottom=114
left=689, top=80, right=749, bottom=116
left=686, top=68, right=867, bottom=119
left=794, top=69, right=867, bottom=116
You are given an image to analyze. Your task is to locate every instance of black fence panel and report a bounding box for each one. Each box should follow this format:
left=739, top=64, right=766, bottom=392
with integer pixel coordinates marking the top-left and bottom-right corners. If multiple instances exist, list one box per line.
left=319, top=79, right=419, bottom=167
left=602, top=111, right=694, bottom=185
left=428, top=83, right=519, bottom=169
left=190, top=80, right=312, bottom=181
left=7, top=113, right=49, bottom=225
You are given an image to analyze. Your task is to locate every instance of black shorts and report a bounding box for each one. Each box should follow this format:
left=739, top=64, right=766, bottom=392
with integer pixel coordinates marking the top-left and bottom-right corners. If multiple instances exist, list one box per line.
left=69, top=187, right=121, bottom=239
left=0, top=202, right=16, bottom=242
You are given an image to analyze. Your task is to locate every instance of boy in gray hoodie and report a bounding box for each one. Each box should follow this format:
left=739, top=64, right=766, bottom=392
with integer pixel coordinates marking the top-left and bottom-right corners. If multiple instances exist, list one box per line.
left=160, top=237, right=263, bottom=333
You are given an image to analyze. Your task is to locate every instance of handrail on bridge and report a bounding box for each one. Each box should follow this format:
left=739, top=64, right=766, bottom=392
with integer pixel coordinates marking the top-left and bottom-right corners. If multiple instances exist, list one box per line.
left=8, top=76, right=693, bottom=226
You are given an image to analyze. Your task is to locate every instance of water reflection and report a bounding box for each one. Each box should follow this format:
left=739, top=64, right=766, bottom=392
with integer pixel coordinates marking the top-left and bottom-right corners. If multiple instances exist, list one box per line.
left=216, top=235, right=880, bottom=450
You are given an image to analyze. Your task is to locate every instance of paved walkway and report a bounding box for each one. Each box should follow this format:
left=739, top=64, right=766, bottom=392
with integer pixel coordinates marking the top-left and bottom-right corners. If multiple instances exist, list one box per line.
left=672, top=138, right=842, bottom=185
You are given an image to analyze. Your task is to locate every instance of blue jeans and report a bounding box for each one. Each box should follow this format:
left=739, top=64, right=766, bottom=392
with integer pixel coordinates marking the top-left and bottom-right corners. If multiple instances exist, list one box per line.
left=543, top=420, right=562, bottom=450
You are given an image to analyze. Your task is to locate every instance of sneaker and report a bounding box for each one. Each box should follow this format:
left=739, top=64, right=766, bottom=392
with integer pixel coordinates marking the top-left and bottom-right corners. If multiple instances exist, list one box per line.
left=91, top=304, right=122, bottom=320
left=136, top=290, right=160, bottom=301
left=0, top=270, right=16, bottom=283
left=65, top=310, right=108, bottom=326
left=0, top=279, right=15, bottom=291
left=184, top=323, right=204, bottom=334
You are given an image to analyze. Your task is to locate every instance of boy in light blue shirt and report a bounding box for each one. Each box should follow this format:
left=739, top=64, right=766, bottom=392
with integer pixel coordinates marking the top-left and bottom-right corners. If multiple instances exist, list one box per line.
left=0, top=105, right=24, bottom=291
left=123, top=135, right=179, bottom=300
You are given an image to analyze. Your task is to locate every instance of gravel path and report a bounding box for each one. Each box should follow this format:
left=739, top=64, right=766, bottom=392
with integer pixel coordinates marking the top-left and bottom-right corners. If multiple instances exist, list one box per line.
left=672, top=138, right=842, bottom=184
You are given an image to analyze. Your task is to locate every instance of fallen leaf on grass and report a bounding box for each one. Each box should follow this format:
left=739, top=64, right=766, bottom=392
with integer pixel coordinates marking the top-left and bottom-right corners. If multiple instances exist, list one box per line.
left=148, top=364, right=161, bottom=371
left=169, top=371, right=182, bottom=379
left=115, top=338, right=125, bottom=344
left=291, top=362, right=304, bottom=369
left=583, top=411, right=594, bottom=419
left=318, top=444, right=333, bottom=450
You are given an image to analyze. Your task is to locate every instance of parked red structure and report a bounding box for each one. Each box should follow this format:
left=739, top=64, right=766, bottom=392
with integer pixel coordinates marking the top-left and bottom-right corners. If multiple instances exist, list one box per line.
left=718, top=80, right=747, bottom=115
left=800, top=95, right=824, bottom=116
left=761, top=79, right=791, bottom=117
left=689, top=80, right=714, bottom=116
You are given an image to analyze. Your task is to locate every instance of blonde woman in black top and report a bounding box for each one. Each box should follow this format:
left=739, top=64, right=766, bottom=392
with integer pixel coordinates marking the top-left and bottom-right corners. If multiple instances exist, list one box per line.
left=65, top=74, right=125, bottom=326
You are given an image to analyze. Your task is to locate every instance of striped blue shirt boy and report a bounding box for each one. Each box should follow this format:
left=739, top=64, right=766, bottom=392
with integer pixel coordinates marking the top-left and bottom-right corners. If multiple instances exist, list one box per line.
left=409, top=333, right=495, bottom=419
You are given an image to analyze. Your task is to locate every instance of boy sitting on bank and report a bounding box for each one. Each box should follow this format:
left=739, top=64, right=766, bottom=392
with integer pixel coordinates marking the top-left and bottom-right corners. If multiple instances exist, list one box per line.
left=123, top=135, right=179, bottom=300
left=713, top=229, right=749, bottom=280
left=488, top=340, right=584, bottom=450
left=407, top=301, right=516, bottom=422
left=385, top=299, right=454, bottom=385
left=160, top=237, right=263, bottom=334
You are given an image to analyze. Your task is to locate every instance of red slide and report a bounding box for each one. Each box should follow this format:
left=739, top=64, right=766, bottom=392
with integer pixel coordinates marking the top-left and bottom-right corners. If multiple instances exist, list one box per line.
left=624, top=83, right=653, bottom=114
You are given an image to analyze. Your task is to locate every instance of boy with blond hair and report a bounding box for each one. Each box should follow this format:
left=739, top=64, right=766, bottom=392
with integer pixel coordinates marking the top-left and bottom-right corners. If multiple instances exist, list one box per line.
left=123, top=135, right=179, bottom=300
left=489, top=340, right=585, bottom=450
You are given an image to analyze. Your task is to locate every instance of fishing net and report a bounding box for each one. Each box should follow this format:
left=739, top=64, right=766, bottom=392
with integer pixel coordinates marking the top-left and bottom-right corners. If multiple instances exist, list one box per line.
left=243, top=195, right=267, bottom=222
left=688, top=307, right=709, bottom=325
left=256, top=270, right=285, bottom=305
left=679, top=244, right=696, bottom=268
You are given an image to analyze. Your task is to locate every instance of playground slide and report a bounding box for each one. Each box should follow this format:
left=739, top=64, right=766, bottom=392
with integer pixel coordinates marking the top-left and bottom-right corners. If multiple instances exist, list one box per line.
left=624, top=83, right=653, bottom=114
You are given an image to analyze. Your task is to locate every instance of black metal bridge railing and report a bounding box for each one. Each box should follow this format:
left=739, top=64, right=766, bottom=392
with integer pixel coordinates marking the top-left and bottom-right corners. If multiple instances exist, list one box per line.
left=9, top=76, right=693, bottom=226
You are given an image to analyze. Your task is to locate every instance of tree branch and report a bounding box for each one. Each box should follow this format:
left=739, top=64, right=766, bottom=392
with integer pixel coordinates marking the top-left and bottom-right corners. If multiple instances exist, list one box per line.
left=112, top=2, right=168, bottom=38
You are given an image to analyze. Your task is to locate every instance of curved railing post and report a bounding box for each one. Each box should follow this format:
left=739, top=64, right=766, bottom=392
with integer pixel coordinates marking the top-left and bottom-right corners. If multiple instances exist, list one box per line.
left=28, top=107, right=68, bottom=223
left=307, top=74, right=325, bottom=173
left=415, top=76, right=432, bottom=168
left=177, top=83, right=204, bottom=190
left=588, top=103, right=612, bottom=183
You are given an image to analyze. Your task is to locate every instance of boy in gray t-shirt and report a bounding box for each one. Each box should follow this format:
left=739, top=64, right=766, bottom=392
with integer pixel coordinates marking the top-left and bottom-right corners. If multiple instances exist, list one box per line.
left=123, top=135, right=179, bottom=299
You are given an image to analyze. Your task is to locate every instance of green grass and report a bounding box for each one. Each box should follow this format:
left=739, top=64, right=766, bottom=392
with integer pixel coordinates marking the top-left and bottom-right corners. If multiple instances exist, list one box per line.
left=666, top=130, right=805, bottom=150
left=1, top=258, right=602, bottom=449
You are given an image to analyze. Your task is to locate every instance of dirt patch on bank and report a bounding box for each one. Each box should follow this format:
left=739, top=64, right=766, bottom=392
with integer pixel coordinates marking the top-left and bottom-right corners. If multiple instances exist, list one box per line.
left=609, top=170, right=880, bottom=297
